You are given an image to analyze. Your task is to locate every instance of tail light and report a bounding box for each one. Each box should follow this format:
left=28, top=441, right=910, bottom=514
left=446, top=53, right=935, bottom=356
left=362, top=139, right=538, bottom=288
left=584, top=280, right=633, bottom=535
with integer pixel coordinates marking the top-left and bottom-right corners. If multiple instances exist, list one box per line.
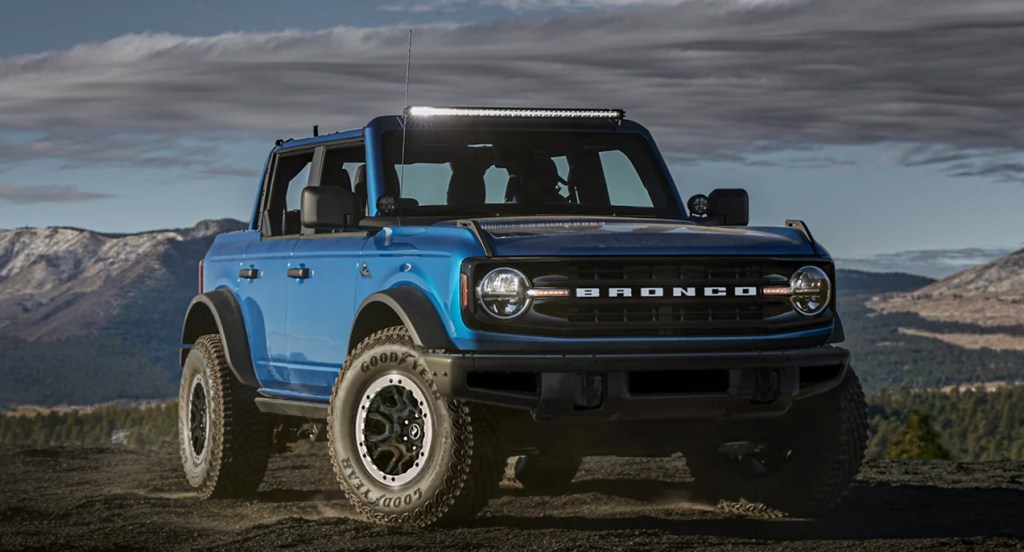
left=198, top=259, right=205, bottom=294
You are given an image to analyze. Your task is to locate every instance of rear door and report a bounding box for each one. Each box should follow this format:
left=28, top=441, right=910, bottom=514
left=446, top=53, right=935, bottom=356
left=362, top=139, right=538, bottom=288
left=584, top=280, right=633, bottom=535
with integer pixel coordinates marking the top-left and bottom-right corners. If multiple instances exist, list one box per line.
left=237, top=148, right=314, bottom=393
left=286, top=142, right=370, bottom=399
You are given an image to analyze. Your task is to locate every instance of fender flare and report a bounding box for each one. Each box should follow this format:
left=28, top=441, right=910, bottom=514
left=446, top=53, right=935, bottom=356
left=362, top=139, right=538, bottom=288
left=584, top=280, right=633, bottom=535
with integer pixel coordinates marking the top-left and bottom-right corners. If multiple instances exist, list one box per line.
left=828, top=313, right=845, bottom=344
left=180, top=289, right=259, bottom=388
left=351, top=287, right=456, bottom=352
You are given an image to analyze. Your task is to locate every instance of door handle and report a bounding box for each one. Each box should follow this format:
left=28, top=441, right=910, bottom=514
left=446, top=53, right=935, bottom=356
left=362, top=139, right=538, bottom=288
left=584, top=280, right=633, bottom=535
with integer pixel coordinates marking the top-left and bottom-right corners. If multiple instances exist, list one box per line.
left=239, top=268, right=258, bottom=279
left=287, top=267, right=311, bottom=279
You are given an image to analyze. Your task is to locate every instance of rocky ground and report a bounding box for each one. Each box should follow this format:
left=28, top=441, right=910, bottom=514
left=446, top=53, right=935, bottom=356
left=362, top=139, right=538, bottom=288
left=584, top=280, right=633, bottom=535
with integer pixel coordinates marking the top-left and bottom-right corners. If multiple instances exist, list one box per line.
left=1, top=444, right=1022, bottom=551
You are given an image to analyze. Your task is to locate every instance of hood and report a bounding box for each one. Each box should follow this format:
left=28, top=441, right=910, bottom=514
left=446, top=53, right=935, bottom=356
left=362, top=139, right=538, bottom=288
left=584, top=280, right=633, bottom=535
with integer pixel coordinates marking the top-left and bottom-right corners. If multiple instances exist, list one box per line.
left=473, top=218, right=817, bottom=257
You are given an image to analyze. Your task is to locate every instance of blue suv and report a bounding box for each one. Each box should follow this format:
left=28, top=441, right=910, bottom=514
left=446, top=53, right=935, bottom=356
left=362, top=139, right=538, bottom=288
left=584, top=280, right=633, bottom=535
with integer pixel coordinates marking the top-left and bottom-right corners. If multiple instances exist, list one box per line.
left=178, top=107, right=867, bottom=526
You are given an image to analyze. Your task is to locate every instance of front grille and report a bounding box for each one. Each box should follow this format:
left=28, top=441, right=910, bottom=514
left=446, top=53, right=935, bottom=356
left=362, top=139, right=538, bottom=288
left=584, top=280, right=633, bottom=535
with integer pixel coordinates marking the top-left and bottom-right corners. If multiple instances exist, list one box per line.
left=466, top=257, right=833, bottom=338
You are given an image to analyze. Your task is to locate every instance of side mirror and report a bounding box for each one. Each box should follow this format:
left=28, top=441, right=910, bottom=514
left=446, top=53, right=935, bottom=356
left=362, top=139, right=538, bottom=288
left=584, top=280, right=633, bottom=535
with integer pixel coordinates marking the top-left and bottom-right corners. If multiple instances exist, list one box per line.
left=708, top=188, right=749, bottom=226
left=301, top=186, right=359, bottom=229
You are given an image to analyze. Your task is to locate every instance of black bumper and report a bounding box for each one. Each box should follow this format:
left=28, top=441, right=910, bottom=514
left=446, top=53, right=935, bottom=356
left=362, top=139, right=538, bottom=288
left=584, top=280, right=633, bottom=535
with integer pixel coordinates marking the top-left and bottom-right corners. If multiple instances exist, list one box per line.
left=424, top=347, right=850, bottom=422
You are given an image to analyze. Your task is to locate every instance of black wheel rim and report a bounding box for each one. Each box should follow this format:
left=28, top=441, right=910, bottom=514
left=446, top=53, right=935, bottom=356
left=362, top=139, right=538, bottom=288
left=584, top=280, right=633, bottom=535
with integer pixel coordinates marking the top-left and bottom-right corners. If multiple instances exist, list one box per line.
left=355, top=374, right=433, bottom=486
left=188, top=378, right=208, bottom=462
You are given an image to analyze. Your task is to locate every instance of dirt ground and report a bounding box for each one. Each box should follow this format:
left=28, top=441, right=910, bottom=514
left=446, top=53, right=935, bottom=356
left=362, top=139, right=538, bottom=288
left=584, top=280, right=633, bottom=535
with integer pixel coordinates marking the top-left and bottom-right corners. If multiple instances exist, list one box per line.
left=1, top=444, right=1022, bottom=551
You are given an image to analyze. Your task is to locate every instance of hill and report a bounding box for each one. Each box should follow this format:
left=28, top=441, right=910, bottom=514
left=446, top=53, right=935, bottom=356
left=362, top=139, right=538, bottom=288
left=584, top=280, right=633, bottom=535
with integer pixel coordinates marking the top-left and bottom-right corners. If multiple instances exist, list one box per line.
left=870, top=248, right=1024, bottom=329
left=836, top=269, right=934, bottom=296
left=0, top=220, right=245, bottom=408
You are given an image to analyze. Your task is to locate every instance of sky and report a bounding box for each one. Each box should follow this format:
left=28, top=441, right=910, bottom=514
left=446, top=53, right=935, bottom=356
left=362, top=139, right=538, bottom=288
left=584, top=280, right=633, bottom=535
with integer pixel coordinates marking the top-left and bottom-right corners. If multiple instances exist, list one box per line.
left=1, top=0, right=1023, bottom=258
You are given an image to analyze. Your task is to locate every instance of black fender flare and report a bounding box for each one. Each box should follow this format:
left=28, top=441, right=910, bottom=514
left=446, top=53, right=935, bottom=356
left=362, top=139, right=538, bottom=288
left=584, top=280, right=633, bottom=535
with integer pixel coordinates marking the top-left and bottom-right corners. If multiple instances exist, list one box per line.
left=350, top=287, right=456, bottom=352
left=828, top=313, right=845, bottom=344
left=180, top=289, right=259, bottom=388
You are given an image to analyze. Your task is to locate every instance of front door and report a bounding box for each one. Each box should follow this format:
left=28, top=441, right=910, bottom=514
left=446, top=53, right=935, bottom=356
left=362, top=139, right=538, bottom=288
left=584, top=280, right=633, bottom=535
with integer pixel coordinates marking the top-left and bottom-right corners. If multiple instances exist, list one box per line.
left=286, top=235, right=366, bottom=399
left=285, top=143, right=369, bottom=400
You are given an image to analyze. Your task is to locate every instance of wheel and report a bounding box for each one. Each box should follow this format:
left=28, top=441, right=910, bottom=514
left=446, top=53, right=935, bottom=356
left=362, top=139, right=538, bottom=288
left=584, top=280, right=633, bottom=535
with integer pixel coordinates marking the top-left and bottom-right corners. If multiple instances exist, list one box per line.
left=513, top=451, right=583, bottom=493
left=178, top=334, right=272, bottom=497
left=327, top=326, right=505, bottom=527
left=686, top=368, right=868, bottom=516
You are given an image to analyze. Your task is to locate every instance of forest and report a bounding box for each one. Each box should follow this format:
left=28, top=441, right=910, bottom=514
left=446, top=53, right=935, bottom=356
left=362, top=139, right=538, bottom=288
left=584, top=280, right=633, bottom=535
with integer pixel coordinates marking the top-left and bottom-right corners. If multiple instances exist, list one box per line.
left=3, top=385, right=1022, bottom=461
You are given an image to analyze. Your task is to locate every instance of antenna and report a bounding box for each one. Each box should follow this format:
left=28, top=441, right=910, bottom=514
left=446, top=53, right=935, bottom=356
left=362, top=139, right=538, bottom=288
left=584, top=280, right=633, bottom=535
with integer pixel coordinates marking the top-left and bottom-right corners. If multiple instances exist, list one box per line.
left=398, top=29, right=413, bottom=216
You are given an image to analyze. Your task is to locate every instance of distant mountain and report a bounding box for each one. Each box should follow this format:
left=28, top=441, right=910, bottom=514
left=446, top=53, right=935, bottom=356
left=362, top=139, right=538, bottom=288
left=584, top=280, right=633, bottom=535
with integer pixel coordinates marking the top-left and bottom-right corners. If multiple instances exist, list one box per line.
left=0, top=219, right=245, bottom=341
left=0, top=220, right=246, bottom=408
left=837, top=246, right=1016, bottom=279
left=845, top=249, right=1024, bottom=390
left=870, top=248, right=1024, bottom=329
left=836, top=269, right=935, bottom=297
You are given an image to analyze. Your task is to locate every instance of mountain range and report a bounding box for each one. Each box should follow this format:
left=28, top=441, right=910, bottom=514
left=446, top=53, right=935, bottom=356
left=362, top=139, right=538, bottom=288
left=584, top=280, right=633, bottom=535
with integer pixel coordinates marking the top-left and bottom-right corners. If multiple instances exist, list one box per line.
left=0, top=220, right=1021, bottom=408
left=0, top=220, right=246, bottom=341
left=0, top=220, right=245, bottom=408
left=837, top=246, right=1017, bottom=279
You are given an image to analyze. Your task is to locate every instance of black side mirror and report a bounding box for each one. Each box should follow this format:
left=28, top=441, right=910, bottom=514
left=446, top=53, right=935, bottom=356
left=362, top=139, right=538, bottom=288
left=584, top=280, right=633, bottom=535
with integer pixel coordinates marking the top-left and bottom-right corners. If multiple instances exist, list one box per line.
left=301, top=186, right=359, bottom=229
left=708, top=188, right=749, bottom=226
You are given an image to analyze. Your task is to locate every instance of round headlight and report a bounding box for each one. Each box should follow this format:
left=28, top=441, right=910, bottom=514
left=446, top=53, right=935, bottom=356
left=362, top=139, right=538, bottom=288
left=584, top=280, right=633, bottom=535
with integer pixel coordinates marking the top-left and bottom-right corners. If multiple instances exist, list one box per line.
left=789, top=266, right=831, bottom=316
left=476, top=268, right=530, bottom=319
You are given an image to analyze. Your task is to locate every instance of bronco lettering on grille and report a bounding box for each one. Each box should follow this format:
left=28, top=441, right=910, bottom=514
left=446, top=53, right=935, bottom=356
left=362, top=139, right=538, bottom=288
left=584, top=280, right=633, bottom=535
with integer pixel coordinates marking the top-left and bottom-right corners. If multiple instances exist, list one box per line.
left=574, top=286, right=759, bottom=298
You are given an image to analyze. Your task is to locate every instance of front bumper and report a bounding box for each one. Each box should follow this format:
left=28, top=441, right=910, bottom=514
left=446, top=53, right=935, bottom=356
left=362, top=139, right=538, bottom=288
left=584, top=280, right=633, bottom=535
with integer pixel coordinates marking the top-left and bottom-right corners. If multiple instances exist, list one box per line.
left=425, top=346, right=850, bottom=422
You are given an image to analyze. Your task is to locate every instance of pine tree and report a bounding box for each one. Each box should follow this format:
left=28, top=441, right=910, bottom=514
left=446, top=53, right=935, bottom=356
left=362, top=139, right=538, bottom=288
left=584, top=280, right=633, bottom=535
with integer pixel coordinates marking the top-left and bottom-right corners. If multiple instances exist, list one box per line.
left=885, top=410, right=952, bottom=460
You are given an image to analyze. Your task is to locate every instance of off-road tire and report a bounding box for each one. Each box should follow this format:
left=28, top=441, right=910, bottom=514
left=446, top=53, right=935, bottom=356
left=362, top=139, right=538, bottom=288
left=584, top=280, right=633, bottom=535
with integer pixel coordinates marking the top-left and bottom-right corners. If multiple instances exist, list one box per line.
left=513, top=452, right=583, bottom=493
left=178, top=334, right=272, bottom=498
left=686, top=368, right=868, bottom=517
left=327, top=326, right=505, bottom=527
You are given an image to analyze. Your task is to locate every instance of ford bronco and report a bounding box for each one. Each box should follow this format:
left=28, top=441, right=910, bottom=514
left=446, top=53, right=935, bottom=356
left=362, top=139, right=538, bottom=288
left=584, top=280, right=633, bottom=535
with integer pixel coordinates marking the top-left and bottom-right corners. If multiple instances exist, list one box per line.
left=178, top=107, right=867, bottom=526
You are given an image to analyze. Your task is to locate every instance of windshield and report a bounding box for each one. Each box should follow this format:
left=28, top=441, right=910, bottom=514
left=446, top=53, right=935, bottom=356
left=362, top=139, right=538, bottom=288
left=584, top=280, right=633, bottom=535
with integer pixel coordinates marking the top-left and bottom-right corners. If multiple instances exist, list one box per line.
left=380, top=129, right=681, bottom=218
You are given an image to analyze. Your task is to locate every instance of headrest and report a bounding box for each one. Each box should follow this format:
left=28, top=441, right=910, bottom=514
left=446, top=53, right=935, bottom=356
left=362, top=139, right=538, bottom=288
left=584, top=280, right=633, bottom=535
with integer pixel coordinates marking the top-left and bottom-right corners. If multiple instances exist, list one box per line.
left=448, top=150, right=492, bottom=207
left=526, top=157, right=560, bottom=182
left=353, top=164, right=367, bottom=189
left=384, top=165, right=401, bottom=196
left=320, top=164, right=351, bottom=189
left=352, top=164, right=399, bottom=195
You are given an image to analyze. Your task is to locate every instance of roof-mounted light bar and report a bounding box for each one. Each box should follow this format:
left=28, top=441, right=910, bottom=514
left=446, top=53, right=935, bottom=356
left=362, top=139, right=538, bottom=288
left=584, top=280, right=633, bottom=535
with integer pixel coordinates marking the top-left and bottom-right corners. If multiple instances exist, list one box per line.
left=407, top=106, right=625, bottom=119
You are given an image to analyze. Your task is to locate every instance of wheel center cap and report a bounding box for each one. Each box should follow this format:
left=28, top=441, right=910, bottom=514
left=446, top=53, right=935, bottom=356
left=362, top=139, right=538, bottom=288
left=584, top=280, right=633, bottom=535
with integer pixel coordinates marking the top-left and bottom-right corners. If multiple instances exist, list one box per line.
left=408, top=423, right=422, bottom=440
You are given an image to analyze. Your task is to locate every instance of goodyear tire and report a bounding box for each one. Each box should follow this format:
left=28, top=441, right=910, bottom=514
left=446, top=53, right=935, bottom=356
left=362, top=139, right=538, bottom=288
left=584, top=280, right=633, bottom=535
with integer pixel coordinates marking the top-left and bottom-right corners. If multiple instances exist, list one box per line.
left=686, top=368, right=868, bottom=516
left=513, top=452, right=583, bottom=493
left=178, top=334, right=271, bottom=498
left=328, top=326, right=505, bottom=526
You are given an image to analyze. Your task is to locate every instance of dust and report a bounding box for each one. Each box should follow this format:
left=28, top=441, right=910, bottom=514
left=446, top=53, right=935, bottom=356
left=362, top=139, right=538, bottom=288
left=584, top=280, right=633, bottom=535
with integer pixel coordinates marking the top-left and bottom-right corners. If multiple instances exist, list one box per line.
left=131, top=490, right=198, bottom=500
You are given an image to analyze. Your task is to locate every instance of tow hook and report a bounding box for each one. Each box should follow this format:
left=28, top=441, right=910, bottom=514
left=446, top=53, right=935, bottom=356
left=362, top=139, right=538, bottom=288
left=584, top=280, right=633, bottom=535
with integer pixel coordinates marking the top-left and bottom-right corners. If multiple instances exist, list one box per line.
left=717, top=441, right=773, bottom=475
left=717, top=441, right=766, bottom=459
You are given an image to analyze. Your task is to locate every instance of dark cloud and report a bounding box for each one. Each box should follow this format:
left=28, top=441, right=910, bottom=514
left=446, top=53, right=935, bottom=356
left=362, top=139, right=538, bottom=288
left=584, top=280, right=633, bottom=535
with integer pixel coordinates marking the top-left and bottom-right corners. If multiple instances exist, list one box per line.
left=950, top=162, right=1024, bottom=183
left=202, top=165, right=262, bottom=179
left=896, top=144, right=1024, bottom=183
left=744, top=155, right=856, bottom=169
left=0, top=184, right=115, bottom=204
left=1, top=0, right=1023, bottom=170
left=0, top=134, right=256, bottom=177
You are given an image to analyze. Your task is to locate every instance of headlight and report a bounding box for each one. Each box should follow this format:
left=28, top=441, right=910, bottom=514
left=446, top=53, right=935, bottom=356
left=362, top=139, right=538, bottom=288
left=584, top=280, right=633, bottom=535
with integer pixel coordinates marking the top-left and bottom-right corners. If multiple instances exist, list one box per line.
left=476, top=268, right=530, bottom=319
left=789, top=266, right=831, bottom=316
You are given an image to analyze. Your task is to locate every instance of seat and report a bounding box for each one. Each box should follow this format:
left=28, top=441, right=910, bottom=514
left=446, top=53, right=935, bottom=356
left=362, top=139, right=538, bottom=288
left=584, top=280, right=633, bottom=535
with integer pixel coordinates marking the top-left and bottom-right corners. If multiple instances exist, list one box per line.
left=282, top=209, right=301, bottom=235
left=353, top=164, right=368, bottom=213
left=321, top=163, right=352, bottom=190
left=354, top=164, right=403, bottom=214
left=447, top=150, right=491, bottom=207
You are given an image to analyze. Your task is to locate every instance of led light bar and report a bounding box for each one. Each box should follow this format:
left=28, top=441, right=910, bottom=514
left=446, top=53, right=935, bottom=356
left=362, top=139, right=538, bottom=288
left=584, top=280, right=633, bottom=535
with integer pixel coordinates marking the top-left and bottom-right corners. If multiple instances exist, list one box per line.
left=407, top=106, right=624, bottom=119
left=762, top=286, right=794, bottom=296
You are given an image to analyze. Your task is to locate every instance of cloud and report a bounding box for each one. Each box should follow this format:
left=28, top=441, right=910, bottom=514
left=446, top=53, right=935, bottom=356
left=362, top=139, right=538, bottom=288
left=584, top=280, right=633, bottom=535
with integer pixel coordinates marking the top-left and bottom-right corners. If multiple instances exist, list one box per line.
left=897, top=144, right=1024, bottom=183
left=0, top=134, right=263, bottom=179
left=382, top=0, right=799, bottom=13
left=0, top=184, right=115, bottom=204
left=1, top=0, right=1024, bottom=170
left=950, top=162, right=1024, bottom=183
